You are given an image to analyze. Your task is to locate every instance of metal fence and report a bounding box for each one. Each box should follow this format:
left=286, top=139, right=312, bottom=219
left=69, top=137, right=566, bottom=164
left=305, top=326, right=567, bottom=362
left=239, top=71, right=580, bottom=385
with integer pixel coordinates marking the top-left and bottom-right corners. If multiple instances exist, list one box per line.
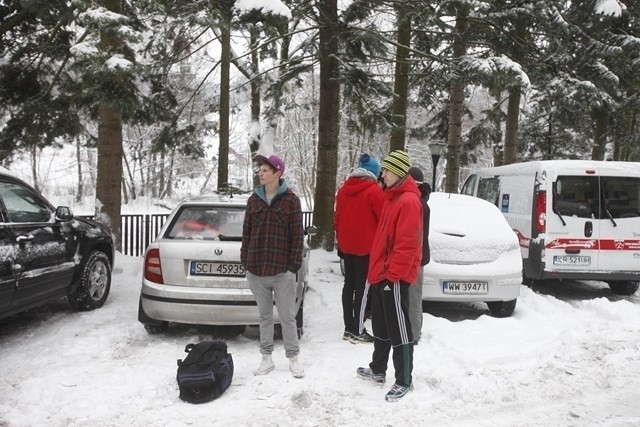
left=85, top=211, right=314, bottom=257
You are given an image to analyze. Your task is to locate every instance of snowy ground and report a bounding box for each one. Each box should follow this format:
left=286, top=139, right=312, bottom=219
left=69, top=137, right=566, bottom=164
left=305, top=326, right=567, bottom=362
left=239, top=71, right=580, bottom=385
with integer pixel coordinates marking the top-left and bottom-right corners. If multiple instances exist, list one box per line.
left=1, top=250, right=639, bottom=427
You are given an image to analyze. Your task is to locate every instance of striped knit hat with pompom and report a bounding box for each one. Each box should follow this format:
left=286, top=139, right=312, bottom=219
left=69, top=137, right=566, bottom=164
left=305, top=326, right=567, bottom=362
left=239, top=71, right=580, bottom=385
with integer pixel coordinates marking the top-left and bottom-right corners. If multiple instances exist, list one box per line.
left=381, top=150, right=411, bottom=178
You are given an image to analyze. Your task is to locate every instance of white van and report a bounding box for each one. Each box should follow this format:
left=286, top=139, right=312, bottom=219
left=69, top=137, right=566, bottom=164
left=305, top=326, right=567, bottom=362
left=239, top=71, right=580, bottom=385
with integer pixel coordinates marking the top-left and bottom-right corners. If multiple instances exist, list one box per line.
left=461, top=160, right=640, bottom=295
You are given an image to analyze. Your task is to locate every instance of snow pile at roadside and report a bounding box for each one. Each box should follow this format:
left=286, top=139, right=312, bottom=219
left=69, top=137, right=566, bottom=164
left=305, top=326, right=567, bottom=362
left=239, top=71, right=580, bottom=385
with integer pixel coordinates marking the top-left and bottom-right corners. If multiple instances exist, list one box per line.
left=0, top=250, right=639, bottom=426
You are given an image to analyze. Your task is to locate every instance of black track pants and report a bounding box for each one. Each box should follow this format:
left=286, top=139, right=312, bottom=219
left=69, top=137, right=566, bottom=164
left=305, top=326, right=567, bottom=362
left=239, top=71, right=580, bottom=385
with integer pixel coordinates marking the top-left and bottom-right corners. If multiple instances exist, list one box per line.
left=367, top=280, right=414, bottom=387
left=341, top=254, right=370, bottom=334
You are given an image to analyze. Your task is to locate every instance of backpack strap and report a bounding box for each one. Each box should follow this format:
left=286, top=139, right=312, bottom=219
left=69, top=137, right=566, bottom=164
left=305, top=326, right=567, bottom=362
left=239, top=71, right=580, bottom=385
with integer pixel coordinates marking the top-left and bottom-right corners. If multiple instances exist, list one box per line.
left=177, top=341, right=227, bottom=367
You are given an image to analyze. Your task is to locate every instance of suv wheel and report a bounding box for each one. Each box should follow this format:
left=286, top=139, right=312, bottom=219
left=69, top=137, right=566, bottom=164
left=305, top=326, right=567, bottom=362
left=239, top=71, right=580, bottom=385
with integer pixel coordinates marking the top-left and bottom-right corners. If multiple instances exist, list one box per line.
left=486, top=299, right=517, bottom=318
left=68, top=251, right=111, bottom=310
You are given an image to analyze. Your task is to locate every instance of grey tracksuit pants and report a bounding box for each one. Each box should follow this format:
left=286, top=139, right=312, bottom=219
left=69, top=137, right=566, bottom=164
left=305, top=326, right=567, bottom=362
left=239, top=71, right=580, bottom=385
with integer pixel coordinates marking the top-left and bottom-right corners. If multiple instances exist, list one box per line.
left=408, top=267, right=424, bottom=342
left=246, top=271, right=300, bottom=358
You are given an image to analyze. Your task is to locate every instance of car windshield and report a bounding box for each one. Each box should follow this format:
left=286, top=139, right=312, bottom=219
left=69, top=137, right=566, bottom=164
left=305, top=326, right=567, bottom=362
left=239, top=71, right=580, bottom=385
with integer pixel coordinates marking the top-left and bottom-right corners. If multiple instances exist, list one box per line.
left=166, top=206, right=245, bottom=241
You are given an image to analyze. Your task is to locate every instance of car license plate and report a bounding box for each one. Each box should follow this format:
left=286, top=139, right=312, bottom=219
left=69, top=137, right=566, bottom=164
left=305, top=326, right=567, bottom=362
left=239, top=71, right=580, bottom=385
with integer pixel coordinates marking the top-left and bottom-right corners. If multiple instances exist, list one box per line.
left=190, top=261, right=246, bottom=276
left=442, top=281, right=488, bottom=295
left=553, top=255, right=591, bottom=266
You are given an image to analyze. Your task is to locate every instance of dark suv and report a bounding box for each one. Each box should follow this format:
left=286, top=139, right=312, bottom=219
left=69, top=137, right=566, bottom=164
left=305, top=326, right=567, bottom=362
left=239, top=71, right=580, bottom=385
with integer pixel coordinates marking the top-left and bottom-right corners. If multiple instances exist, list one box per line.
left=0, top=168, right=115, bottom=320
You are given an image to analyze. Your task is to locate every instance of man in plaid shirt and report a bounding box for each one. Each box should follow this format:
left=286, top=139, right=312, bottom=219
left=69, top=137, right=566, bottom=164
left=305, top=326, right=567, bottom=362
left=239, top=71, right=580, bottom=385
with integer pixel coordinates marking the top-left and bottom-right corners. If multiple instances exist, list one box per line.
left=241, top=154, right=305, bottom=379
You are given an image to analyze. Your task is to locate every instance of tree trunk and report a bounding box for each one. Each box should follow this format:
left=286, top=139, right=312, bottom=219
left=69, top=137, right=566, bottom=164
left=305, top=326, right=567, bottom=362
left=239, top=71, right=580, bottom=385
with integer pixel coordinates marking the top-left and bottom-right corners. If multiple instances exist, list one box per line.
left=94, top=0, right=123, bottom=249
left=95, top=105, right=123, bottom=249
left=217, top=8, right=231, bottom=192
left=444, top=4, right=469, bottom=193
left=389, top=5, right=411, bottom=152
left=503, top=88, right=521, bottom=165
left=123, top=151, right=136, bottom=200
left=75, top=138, right=83, bottom=204
left=311, top=0, right=340, bottom=251
left=250, top=26, right=261, bottom=188
left=503, top=20, right=526, bottom=165
left=591, top=109, right=609, bottom=160
left=30, top=146, right=39, bottom=192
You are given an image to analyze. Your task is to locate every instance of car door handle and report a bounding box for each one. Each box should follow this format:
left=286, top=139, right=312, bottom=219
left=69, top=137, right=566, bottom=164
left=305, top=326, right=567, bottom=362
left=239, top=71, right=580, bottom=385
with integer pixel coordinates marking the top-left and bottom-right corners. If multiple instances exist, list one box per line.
left=584, top=221, right=593, bottom=238
left=16, top=234, right=34, bottom=243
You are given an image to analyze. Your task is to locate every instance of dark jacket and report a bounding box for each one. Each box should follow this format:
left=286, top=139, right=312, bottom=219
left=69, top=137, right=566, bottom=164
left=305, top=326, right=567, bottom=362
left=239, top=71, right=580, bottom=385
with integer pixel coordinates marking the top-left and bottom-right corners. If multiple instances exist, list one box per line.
left=418, top=183, right=431, bottom=266
left=241, top=179, right=304, bottom=276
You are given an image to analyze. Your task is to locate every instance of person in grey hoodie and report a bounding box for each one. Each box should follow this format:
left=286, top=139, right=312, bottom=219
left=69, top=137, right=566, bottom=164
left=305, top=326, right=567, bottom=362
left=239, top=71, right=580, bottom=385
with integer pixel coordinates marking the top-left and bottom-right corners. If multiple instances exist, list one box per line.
left=407, top=166, right=431, bottom=344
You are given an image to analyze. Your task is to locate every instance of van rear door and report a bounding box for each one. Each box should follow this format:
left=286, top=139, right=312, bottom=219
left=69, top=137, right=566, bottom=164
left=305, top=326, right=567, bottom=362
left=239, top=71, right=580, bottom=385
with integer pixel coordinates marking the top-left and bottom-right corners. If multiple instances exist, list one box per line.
left=597, top=175, right=640, bottom=272
left=547, top=168, right=601, bottom=273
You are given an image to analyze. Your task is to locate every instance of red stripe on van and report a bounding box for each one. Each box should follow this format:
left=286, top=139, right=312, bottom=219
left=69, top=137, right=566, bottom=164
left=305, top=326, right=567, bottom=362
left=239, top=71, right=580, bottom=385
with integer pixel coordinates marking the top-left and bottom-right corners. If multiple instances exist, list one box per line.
left=599, top=239, right=640, bottom=250
left=513, top=230, right=530, bottom=248
left=546, top=238, right=640, bottom=250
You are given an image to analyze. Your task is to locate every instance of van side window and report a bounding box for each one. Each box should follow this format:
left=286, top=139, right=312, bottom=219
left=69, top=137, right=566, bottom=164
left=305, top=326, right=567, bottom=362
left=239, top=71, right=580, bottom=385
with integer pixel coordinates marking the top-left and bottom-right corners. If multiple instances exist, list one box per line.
left=554, top=176, right=599, bottom=219
left=461, top=175, right=477, bottom=196
left=477, top=177, right=500, bottom=206
left=601, top=177, right=640, bottom=219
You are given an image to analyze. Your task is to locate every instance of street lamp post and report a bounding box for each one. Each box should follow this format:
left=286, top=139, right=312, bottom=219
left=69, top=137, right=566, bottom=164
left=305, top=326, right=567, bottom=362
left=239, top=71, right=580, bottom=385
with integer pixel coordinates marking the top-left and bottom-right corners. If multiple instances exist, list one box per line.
left=429, top=142, right=445, bottom=191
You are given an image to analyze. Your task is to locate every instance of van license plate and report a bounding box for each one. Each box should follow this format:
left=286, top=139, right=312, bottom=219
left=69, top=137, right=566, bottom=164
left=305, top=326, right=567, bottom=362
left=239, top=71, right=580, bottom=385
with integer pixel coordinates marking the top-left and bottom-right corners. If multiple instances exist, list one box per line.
left=553, top=256, right=591, bottom=266
left=443, top=282, right=488, bottom=294
left=190, top=261, right=246, bottom=276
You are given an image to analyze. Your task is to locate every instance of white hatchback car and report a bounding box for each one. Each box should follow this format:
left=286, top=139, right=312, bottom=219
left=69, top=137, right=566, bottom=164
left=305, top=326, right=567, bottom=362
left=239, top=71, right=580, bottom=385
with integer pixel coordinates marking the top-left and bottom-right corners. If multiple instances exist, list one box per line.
left=138, top=194, right=314, bottom=334
left=423, top=192, right=522, bottom=317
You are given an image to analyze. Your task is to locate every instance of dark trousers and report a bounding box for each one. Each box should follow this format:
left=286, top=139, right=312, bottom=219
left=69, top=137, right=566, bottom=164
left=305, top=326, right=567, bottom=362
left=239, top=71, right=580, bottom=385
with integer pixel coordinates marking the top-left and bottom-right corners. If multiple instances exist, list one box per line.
left=341, top=254, right=370, bottom=334
left=368, top=281, right=414, bottom=387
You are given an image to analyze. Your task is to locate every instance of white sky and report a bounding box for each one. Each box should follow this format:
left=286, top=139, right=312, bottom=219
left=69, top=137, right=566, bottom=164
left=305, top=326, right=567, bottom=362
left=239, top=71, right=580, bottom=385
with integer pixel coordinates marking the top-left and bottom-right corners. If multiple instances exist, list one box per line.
left=0, top=250, right=639, bottom=426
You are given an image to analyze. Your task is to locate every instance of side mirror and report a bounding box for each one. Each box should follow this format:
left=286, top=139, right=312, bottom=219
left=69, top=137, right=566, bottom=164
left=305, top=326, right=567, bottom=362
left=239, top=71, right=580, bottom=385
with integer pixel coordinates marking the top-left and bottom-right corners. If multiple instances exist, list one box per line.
left=55, top=206, right=74, bottom=221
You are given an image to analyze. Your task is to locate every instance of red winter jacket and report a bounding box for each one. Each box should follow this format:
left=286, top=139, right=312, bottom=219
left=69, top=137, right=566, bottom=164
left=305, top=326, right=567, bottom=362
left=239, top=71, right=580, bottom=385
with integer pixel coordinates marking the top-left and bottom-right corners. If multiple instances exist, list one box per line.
left=367, top=176, right=423, bottom=285
left=334, top=171, right=385, bottom=256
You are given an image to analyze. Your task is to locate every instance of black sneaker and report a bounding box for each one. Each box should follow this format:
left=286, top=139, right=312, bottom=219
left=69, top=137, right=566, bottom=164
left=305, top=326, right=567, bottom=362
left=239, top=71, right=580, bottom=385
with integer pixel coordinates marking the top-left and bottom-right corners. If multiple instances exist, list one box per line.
left=350, top=330, right=374, bottom=344
left=356, top=367, right=386, bottom=384
left=385, top=383, right=414, bottom=402
left=343, top=330, right=355, bottom=341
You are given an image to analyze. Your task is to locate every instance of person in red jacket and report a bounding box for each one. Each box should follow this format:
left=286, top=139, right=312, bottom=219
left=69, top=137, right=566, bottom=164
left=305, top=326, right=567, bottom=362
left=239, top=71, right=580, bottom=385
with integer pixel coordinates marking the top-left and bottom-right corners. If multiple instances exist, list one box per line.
left=334, top=153, right=385, bottom=343
left=356, top=149, right=423, bottom=402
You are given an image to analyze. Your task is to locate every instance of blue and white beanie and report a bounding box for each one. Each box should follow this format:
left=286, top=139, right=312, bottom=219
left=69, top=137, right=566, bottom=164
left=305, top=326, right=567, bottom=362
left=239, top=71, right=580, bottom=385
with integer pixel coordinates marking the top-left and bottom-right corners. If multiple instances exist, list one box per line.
left=359, top=153, right=381, bottom=177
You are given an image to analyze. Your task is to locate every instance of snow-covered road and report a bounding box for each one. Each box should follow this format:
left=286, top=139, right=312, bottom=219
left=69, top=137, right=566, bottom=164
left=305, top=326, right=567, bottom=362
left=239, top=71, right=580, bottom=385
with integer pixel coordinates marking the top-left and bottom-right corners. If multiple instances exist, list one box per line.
left=1, top=250, right=639, bottom=427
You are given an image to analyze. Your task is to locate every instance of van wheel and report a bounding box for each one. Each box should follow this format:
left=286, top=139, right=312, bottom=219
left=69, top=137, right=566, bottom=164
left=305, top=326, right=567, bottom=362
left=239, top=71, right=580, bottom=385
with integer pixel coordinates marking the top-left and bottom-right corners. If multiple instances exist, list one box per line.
left=608, top=281, right=639, bottom=295
left=296, top=300, right=304, bottom=339
left=487, top=299, right=517, bottom=317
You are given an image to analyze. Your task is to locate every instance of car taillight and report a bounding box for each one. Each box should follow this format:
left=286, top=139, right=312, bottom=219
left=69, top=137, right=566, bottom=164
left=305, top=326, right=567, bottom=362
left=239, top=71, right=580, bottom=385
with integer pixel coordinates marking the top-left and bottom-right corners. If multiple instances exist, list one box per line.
left=144, top=248, right=164, bottom=284
left=535, top=191, right=546, bottom=234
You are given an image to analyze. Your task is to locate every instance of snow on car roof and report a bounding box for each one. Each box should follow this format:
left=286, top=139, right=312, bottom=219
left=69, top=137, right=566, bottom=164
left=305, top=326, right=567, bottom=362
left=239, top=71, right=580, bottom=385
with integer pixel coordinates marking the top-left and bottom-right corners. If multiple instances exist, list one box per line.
left=0, top=166, right=16, bottom=177
left=429, top=192, right=519, bottom=261
left=179, top=193, right=251, bottom=206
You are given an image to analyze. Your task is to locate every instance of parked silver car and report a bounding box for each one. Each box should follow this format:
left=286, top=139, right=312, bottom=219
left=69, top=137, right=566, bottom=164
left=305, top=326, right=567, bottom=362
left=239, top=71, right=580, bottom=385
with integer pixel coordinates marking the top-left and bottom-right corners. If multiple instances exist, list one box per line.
left=138, top=194, right=314, bottom=335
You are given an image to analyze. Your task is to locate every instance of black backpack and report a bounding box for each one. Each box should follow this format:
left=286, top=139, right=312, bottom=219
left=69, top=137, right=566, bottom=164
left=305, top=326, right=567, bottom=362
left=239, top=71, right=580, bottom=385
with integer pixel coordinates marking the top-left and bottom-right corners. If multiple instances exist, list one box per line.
left=176, top=340, right=234, bottom=404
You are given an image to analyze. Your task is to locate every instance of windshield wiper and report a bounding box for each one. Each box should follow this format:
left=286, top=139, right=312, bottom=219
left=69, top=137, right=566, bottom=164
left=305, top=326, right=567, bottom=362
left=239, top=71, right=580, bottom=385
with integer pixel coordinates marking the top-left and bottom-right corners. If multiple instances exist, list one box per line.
left=603, top=207, right=617, bottom=227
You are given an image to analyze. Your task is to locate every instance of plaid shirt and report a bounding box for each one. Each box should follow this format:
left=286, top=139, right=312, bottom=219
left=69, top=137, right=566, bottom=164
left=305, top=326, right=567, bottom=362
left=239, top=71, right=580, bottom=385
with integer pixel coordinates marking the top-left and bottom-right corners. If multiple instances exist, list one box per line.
left=241, top=183, right=304, bottom=277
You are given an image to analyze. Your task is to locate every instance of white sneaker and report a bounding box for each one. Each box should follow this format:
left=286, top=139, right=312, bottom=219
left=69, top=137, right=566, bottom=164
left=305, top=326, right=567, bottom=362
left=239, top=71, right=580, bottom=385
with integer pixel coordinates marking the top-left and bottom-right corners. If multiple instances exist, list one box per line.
left=289, top=356, right=304, bottom=378
left=253, top=354, right=275, bottom=376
